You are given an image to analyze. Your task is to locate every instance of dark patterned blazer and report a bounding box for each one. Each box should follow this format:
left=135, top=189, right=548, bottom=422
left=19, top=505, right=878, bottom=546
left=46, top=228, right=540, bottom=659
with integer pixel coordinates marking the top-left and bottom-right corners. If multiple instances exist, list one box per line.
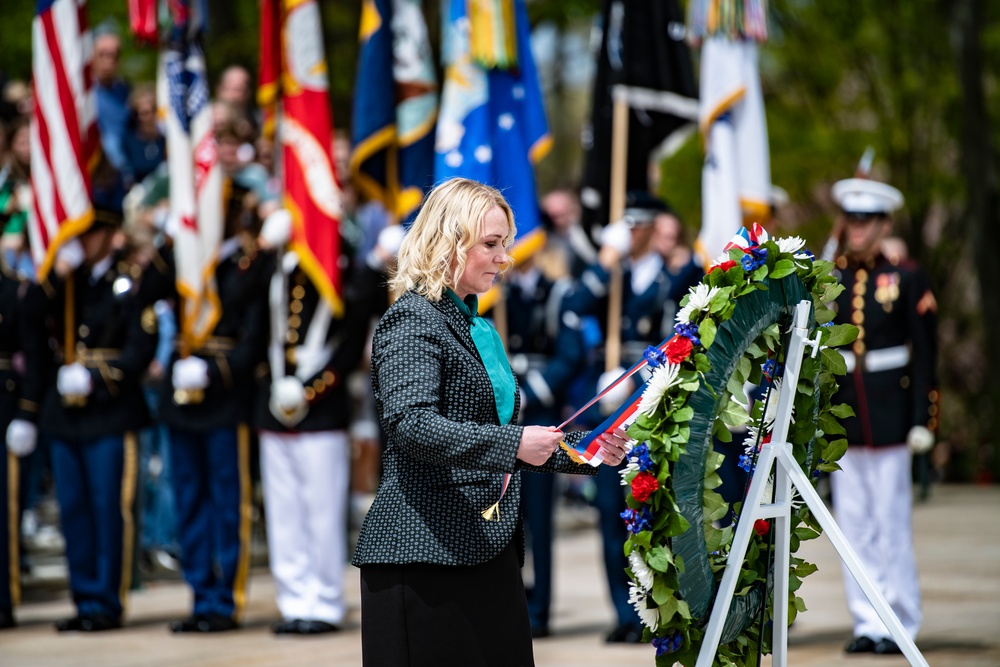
left=352, top=290, right=595, bottom=568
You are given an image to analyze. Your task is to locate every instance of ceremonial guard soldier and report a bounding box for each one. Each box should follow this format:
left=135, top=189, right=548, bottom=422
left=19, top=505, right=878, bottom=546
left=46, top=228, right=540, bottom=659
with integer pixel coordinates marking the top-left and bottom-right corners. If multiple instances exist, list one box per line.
left=253, top=211, right=369, bottom=635
left=829, top=178, right=937, bottom=655
left=503, top=254, right=576, bottom=638
left=21, top=204, right=157, bottom=632
left=1, top=224, right=38, bottom=630
left=559, top=192, right=702, bottom=643
left=140, top=189, right=268, bottom=633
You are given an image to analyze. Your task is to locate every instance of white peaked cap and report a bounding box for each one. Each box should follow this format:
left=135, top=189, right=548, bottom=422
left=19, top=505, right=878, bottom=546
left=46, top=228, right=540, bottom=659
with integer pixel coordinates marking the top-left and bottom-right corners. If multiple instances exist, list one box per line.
left=832, top=178, right=904, bottom=215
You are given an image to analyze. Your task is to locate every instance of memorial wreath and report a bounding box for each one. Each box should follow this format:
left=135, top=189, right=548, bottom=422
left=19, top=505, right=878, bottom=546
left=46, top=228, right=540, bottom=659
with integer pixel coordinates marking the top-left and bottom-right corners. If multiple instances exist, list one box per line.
left=620, top=226, right=859, bottom=666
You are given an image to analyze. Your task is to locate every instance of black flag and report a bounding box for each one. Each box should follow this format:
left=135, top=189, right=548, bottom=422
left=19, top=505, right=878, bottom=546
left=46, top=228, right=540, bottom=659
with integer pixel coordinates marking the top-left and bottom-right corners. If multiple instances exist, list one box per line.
left=580, top=0, right=697, bottom=236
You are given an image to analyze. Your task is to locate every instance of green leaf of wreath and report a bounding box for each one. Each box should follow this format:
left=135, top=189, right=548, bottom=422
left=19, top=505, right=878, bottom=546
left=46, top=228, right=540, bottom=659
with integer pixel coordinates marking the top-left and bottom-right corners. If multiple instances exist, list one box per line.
left=820, top=347, right=848, bottom=374
left=699, top=318, right=718, bottom=349
left=769, top=259, right=797, bottom=279
left=824, top=323, right=860, bottom=347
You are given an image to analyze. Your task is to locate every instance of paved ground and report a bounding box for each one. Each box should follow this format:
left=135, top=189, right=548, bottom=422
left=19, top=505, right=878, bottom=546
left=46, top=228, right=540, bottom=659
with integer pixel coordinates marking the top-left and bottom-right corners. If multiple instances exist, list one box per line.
left=1, top=485, right=998, bottom=667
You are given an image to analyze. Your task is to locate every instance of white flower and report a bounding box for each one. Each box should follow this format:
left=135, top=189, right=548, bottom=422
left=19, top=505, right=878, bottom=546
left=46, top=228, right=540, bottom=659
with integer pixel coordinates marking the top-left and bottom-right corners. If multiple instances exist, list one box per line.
left=628, top=584, right=660, bottom=631
left=619, top=459, right=639, bottom=486
left=629, top=551, right=655, bottom=591
left=637, top=363, right=681, bottom=417
left=675, top=283, right=721, bottom=323
left=741, top=425, right=762, bottom=455
left=776, top=236, right=806, bottom=255
left=763, top=378, right=795, bottom=429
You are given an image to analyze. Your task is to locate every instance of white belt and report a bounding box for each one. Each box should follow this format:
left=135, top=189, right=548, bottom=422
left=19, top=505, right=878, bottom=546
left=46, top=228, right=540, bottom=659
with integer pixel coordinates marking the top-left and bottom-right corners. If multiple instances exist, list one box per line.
left=840, top=345, right=910, bottom=373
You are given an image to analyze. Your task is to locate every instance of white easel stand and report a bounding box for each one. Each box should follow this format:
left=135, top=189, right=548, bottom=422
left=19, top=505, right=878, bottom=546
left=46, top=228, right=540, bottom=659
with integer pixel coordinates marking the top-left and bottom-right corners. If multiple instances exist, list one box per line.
left=695, top=301, right=929, bottom=667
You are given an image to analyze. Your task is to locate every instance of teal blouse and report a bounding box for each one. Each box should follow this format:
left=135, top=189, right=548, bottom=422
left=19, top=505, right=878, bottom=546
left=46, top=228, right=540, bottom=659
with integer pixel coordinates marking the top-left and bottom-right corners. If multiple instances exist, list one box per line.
left=445, top=289, right=516, bottom=425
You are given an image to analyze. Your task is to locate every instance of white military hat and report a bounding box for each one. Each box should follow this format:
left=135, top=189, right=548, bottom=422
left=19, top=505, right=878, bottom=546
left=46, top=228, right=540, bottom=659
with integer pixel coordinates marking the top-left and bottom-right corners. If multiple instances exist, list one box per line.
left=831, top=178, right=904, bottom=215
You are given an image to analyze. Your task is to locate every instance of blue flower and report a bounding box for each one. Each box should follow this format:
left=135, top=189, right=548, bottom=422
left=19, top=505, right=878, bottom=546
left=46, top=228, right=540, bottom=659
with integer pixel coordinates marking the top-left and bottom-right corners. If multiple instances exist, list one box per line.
left=674, top=322, right=702, bottom=347
left=739, top=454, right=754, bottom=472
left=631, top=443, right=654, bottom=472
left=741, top=247, right=768, bottom=272
left=621, top=507, right=653, bottom=534
left=821, top=321, right=834, bottom=328
left=652, top=630, right=684, bottom=655
left=762, top=358, right=784, bottom=381
left=644, top=345, right=667, bottom=368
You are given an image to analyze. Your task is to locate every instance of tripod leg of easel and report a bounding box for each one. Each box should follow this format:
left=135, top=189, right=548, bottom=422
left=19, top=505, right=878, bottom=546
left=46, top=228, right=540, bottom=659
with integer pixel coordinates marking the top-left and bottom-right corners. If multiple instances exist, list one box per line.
left=777, top=448, right=929, bottom=667
left=695, top=445, right=779, bottom=667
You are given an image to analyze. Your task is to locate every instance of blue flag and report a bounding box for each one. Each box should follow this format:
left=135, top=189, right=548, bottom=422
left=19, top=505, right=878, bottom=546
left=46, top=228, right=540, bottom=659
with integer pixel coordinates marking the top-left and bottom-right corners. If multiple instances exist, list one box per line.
left=351, top=0, right=438, bottom=223
left=435, top=0, right=551, bottom=310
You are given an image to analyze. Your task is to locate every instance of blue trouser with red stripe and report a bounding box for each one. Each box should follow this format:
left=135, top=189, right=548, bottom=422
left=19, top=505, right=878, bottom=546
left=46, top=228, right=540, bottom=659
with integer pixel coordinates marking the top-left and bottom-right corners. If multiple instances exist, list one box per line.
left=169, top=427, right=250, bottom=619
left=51, top=434, right=135, bottom=618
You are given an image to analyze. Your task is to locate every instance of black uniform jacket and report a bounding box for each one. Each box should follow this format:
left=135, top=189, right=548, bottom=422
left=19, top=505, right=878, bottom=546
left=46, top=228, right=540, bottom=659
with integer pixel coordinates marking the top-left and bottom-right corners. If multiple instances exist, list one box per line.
left=254, top=256, right=372, bottom=433
left=832, top=252, right=938, bottom=446
left=23, top=253, right=157, bottom=440
left=140, top=242, right=268, bottom=431
left=0, top=268, right=37, bottom=428
left=352, top=291, right=595, bottom=569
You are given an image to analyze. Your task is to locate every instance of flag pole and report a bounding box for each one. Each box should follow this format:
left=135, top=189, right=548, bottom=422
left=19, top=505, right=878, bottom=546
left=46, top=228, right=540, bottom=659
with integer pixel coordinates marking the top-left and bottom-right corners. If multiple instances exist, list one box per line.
left=606, top=86, right=629, bottom=372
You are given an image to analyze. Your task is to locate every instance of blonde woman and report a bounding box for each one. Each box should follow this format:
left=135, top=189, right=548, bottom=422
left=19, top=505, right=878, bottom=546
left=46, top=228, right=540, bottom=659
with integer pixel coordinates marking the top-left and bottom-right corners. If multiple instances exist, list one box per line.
left=353, top=178, right=629, bottom=666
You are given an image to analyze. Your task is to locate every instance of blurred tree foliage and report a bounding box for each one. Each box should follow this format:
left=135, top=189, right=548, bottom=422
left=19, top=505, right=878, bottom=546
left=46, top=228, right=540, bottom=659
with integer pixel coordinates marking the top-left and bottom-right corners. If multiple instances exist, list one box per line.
left=1, top=0, right=997, bottom=481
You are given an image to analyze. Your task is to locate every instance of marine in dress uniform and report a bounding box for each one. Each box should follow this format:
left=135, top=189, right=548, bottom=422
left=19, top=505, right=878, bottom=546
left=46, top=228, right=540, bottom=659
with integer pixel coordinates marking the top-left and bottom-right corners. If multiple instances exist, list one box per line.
left=22, top=207, right=157, bottom=631
left=559, top=192, right=703, bottom=643
left=139, top=191, right=268, bottom=633
left=253, top=211, right=370, bottom=635
left=1, top=241, right=38, bottom=630
left=828, top=178, right=938, bottom=656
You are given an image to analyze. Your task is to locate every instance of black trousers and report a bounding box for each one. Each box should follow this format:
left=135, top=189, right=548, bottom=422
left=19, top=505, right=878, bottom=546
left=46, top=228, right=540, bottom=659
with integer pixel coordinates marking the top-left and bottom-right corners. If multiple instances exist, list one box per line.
left=360, top=540, right=534, bottom=667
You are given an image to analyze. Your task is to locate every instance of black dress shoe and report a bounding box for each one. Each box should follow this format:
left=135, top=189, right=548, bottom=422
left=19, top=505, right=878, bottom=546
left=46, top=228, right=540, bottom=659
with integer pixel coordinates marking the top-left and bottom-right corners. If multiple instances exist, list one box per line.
left=303, top=620, right=340, bottom=635
left=874, top=638, right=902, bottom=655
left=272, top=619, right=308, bottom=635
left=605, top=623, right=643, bottom=644
left=0, top=607, right=16, bottom=630
left=56, top=614, right=121, bottom=632
left=844, top=635, right=877, bottom=653
left=171, top=614, right=239, bottom=633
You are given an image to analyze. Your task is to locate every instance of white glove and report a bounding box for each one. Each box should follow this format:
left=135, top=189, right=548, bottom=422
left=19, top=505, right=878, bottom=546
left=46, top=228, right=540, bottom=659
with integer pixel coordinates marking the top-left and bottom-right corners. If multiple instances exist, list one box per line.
left=376, top=224, right=406, bottom=257
left=269, top=376, right=308, bottom=427
left=259, top=208, right=293, bottom=249
left=55, top=238, right=85, bottom=275
left=600, top=220, right=632, bottom=257
left=597, top=367, right=634, bottom=416
left=907, top=425, right=935, bottom=454
left=57, top=362, right=93, bottom=397
left=6, top=419, right=38, bottom=458
left=172, top=356, right=210, bottom=391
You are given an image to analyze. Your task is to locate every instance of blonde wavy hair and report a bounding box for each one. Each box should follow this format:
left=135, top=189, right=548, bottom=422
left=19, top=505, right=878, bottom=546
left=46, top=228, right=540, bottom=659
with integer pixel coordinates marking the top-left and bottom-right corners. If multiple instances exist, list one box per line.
left=390, top=178, right=516, bottom=301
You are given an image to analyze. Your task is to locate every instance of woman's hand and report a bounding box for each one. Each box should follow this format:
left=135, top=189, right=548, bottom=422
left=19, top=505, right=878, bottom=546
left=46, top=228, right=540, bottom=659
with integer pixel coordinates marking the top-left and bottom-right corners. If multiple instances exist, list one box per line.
left=516, top=426, right=564, bottom=466
left=596, top=427, right=631, bottom=466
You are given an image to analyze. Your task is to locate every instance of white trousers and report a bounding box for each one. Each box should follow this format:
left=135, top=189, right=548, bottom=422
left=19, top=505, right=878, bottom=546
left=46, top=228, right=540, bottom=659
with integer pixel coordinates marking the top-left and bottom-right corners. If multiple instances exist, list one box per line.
left=830, top=445, right=921, bottom=640
left=260, top=430, right=350, bottom=624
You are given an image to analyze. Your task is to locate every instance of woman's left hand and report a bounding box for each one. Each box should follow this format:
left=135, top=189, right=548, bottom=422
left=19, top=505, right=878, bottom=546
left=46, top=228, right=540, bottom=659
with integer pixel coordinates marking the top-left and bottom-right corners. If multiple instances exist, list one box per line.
left=596, top=427, right=631, bottom=466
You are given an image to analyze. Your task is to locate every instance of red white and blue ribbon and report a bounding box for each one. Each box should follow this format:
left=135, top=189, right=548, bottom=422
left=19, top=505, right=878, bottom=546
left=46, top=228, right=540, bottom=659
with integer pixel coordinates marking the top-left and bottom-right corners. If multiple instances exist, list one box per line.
left=723, top=222, right=770, bottom=252
left=556, top=335, right=675, bottom=466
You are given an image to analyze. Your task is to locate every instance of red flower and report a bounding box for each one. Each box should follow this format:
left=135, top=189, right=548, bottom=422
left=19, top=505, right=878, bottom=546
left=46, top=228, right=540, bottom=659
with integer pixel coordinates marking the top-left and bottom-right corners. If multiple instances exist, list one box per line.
left=709, top=260, right=738, bottom=273
left=754, top=519, right=770, bottom=536
left=630, top=472, right=660, bottom=503
left=665, top=335, right=693, bottom=364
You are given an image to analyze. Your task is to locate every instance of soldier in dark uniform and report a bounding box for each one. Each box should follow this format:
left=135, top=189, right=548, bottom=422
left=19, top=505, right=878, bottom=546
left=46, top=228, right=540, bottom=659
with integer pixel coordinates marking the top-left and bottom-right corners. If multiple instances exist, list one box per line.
left=559, top=192, right=703, bottom=643
left=828, top=178, right=937, bottom=656
left=253, top=210, right=370, bottom=635
left=139, top=185, right=268, bottom=633
left=21, top=204, right=157, bottom=632
left=502, top=253, right=577, bottom=638
left=1, top=219, right=39, bottom=630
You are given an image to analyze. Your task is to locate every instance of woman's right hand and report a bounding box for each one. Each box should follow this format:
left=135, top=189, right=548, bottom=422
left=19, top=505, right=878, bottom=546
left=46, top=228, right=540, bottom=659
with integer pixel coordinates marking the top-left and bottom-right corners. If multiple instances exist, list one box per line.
left=516, top=425, right=564, bottom=466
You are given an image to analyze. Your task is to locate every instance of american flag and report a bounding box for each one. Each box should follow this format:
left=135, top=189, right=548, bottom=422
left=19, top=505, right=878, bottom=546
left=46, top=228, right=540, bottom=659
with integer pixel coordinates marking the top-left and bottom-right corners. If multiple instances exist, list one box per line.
left=28, top=0, right=100, bottom=280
